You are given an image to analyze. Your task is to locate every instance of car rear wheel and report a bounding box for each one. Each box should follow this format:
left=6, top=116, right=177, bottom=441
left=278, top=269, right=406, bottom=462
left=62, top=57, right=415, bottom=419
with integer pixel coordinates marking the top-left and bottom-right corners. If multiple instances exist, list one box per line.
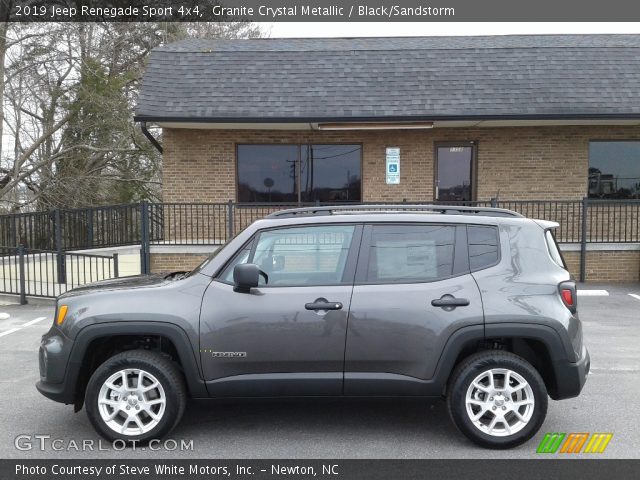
left=447, top=351, right=548, bottom=449
left=85, top=350, right=186, bottom=444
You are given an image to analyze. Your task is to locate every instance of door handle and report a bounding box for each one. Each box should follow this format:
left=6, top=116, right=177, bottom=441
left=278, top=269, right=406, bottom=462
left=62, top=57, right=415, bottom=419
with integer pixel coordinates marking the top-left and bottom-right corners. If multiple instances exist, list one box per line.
left=431, top=295, right=470, bottom=308
left=305, top=299, right=343, bottom=311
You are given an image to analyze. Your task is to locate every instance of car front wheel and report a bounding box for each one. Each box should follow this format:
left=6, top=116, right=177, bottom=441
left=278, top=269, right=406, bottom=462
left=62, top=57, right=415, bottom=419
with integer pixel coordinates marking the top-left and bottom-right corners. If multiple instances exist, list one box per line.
left=447, top=351, right=548, bottom=449
left=85, top=350, right=186, bottom=444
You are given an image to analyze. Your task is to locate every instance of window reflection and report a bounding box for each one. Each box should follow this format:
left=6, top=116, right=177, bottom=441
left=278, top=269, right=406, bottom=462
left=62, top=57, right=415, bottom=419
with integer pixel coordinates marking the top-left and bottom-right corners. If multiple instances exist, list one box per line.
left=237, top=144, right=361, bottom=203
left=301, top=145, right=361, bottom=202
left=237, top=145, right=298, bottom=202
left=436, top=146, right=473, bottom=202
left=589, top=141, right=640, bottom=199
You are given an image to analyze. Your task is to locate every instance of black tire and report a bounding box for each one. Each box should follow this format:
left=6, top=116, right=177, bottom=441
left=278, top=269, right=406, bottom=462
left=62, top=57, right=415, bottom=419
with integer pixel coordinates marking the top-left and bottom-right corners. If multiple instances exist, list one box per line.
left=85, top=350, right=187, bottom=444
left=447, top=350, right=548, bottom=449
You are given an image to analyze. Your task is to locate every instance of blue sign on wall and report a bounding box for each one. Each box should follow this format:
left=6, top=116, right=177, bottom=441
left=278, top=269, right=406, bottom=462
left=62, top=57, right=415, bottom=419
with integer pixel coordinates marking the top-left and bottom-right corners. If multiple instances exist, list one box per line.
left=386, top=147, right=400, bottom=184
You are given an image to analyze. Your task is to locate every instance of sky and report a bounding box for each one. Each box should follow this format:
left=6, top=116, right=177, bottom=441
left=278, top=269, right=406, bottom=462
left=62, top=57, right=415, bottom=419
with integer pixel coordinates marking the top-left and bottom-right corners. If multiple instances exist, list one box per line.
left=263, top=22, right=640, bottom=37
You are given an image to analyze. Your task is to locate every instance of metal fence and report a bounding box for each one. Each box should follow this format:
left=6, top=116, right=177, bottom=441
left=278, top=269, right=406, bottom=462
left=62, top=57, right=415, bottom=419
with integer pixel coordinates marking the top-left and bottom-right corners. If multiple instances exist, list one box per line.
left=0, top=198, right=638, bottom=287
left=0, top=246, right=119, bottom=303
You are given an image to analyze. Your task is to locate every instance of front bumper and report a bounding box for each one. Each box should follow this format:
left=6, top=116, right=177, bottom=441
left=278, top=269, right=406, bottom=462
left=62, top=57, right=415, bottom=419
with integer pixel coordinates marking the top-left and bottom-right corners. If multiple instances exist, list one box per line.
left=36, top=379, right=74, bottom=404
left=551, top=344, right=590, bottom=400
left=36, top=327, right=76, bottom=404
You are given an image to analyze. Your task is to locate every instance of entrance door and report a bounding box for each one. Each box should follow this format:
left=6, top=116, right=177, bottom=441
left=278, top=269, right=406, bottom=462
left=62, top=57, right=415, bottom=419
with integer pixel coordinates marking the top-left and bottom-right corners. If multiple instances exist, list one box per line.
left=435, top=144, right=475, bottom=202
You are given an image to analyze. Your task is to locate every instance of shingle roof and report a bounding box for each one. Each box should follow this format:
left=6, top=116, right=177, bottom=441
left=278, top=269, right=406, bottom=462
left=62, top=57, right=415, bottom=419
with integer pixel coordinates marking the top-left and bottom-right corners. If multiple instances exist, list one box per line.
left=135, top=35, right=640, bottom=122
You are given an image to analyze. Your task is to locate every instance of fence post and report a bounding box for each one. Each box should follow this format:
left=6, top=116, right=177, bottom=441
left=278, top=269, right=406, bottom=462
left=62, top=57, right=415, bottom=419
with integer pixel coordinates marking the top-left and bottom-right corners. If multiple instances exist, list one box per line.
left=87, top=207, right=94, bottom=248
left=18, top=245, right=27, bottom=305
left=140, top=202, right=150, bottom=275
left=227, top=200, right=234, bottom=241
left=579, top=196, right=589, bottom=283
left=113, top=253, right=119, bottom=278
left=9, top=214, right=17, bottom=247
left=490, top=197, right=498, bottom=208
left=54, top=209, right=66, bottom=284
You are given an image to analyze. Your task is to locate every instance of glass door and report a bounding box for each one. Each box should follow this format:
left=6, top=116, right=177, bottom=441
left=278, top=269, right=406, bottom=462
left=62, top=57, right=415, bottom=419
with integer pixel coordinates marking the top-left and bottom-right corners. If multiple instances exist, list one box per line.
left=435, top=144, right=475, bottom=202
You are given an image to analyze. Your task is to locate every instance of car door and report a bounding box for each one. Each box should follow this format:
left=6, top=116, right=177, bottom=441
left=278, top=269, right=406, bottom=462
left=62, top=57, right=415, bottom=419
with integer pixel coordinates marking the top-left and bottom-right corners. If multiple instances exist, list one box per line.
left=200, top=223, right=362, bottom=397
left=344, top=223, right=483, bottom=395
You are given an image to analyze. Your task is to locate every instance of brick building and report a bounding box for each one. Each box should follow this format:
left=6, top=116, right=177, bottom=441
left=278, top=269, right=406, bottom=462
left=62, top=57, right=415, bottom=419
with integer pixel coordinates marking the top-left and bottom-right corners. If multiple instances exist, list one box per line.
left=135, top=35, right=640, bottom=281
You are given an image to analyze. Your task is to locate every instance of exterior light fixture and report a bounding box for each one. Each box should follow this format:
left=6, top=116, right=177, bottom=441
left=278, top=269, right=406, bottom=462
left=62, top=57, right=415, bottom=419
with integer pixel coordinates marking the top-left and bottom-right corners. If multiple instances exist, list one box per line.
left=316, top=122, right=434, bottom=131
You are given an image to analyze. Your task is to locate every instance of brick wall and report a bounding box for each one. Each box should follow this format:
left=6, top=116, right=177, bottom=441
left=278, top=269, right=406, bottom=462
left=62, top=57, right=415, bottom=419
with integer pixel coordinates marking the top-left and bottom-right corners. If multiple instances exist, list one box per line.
left=150, top=253, right=209, bottom=273
left=562, top=250, right=640, bottom=282
left=158, top=125, right=640, bottom=281
left=162, top=125, right=640, bottom=203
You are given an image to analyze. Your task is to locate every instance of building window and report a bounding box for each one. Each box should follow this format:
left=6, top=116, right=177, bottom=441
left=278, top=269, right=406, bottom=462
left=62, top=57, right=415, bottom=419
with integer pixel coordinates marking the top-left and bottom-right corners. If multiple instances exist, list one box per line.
left=237, top=144, right=361, bottom=203
left=589, top=141, right=640, bottom=199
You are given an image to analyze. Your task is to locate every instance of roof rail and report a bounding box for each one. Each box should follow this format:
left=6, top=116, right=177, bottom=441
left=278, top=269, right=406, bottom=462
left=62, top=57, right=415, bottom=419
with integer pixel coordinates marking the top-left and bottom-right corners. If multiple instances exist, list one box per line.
left=266, top=204, right=523, bottom=219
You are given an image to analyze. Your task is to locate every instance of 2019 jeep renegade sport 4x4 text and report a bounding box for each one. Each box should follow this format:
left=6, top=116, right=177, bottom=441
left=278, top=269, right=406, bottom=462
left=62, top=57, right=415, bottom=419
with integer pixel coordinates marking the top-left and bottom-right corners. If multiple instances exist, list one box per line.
left=36, top=205, right=590, bottom=449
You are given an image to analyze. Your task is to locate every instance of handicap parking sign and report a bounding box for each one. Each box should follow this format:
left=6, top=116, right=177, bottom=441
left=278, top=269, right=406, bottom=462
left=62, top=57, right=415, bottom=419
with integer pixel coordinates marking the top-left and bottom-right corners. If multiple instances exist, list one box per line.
left=386, top=147, right=400, bottom=184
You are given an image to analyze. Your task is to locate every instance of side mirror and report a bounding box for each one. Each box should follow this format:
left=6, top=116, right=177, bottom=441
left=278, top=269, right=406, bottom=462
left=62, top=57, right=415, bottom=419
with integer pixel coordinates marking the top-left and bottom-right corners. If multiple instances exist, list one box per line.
left=233, top=263, right=260, bottom=293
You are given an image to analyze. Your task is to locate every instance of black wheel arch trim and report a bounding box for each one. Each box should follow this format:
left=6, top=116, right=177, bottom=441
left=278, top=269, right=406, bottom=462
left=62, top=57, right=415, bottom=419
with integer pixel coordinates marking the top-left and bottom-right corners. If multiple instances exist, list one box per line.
left=50, top=321, right=208, bottom=404
left=431, top=322, right=575, bottom=395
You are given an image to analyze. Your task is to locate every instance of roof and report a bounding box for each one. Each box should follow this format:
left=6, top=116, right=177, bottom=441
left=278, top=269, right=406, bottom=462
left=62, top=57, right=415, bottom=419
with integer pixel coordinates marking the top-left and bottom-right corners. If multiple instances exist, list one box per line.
left=135, top=34, right=640, bottom=123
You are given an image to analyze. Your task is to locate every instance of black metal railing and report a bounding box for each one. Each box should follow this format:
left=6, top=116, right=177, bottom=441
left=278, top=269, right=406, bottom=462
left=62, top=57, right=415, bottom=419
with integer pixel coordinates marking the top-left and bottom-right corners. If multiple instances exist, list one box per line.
left=0, top=245, right=119, bottom=303
left=2, top=199, right=639, bottom=248
left=1, top=198, right=639, bottom=286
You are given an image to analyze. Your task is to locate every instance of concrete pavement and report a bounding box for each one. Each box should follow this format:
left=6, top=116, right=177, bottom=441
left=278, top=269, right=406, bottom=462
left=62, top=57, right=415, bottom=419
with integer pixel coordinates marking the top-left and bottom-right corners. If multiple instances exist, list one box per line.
left=0, top=284, right=638, bottom=459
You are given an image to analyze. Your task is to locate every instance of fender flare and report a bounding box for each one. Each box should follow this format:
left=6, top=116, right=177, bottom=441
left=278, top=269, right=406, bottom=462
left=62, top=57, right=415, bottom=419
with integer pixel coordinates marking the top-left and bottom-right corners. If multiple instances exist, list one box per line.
left=430, top=322, right=571, bottom=395
left=65, top=321, right=209, bottom=403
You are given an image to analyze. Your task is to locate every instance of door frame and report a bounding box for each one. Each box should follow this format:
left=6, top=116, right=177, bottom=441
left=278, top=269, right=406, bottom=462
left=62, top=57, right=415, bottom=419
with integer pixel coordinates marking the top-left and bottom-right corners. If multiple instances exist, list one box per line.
left=433, top=141, right=478, bottom=202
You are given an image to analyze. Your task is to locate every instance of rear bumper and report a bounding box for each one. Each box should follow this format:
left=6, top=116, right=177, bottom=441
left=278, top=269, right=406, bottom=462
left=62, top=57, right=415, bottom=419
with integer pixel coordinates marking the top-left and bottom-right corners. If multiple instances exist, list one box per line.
left=551, top=344, right=590, bottom=400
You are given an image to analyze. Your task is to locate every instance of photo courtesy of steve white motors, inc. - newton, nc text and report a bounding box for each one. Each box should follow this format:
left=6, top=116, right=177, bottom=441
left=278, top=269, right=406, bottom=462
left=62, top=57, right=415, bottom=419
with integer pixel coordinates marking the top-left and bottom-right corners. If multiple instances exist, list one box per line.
left=1, top=0, right=640, bottom=479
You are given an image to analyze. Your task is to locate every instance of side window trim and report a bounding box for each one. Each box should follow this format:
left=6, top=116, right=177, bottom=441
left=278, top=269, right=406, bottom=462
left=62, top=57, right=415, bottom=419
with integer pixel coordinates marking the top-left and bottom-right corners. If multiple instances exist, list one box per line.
left=340, top=224, right=364, bottom=285
left=355, top=222, right=467, bottom=286
left=453, top=225, right=470, bottom=275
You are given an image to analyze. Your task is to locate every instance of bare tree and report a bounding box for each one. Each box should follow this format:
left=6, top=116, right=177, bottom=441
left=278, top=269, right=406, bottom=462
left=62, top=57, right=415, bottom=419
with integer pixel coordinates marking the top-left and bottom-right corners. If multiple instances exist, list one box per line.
left=1, top=21, right=264, bottom=211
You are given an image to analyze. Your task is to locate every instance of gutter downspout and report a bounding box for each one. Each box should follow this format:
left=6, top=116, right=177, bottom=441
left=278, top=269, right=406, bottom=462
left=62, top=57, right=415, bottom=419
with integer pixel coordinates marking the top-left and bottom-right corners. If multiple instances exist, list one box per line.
left=141, top=122, right=163, bottom=154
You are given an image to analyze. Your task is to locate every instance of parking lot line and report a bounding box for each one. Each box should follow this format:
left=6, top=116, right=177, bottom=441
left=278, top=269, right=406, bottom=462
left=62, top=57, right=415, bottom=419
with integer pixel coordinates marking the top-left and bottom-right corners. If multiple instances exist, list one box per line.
left=0, top=328, right=21, bottom=338
left=22, top=316, right=48, bottom=327
left=629, top=294, right=640, bottom=301
left=577, top=290, right=609, bottom=296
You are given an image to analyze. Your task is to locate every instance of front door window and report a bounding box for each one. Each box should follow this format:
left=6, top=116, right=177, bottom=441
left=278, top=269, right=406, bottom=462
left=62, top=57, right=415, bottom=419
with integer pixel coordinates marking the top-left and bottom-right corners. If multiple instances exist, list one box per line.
left=436, top=145, right=474, bottom=202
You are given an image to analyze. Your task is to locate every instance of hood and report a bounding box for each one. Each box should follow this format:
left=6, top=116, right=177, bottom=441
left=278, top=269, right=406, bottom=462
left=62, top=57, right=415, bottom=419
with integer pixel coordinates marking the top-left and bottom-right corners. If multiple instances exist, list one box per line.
left=59, top=274, right=170, bottom=299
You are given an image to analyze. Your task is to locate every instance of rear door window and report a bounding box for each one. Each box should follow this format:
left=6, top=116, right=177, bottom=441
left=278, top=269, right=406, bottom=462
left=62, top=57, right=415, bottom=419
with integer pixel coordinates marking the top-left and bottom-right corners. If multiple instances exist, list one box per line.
left=365, top=224, right=456, bottom=283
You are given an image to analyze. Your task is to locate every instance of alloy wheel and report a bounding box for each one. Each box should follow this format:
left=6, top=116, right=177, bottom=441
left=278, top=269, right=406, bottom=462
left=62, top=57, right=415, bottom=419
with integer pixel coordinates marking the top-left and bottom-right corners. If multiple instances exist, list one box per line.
left=465, top=368, right=535, bottom=437
left=97, top=368, right=166, bottom=436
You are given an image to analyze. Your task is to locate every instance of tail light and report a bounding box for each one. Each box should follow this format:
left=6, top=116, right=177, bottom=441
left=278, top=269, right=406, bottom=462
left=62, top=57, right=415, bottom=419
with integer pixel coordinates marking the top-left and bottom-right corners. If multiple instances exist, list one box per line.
left=559, top=281, right=577, bottom=314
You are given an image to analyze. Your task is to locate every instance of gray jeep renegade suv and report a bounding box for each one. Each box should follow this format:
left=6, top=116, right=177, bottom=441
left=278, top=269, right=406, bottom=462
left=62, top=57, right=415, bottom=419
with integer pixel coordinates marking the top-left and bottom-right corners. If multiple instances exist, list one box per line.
left=37, top=205, right=589, bottom=449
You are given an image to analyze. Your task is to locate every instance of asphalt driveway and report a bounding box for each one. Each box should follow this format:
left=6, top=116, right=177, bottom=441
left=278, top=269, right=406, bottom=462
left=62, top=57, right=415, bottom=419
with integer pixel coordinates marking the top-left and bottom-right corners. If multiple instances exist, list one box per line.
left=0, top=283, right=638, bottom=459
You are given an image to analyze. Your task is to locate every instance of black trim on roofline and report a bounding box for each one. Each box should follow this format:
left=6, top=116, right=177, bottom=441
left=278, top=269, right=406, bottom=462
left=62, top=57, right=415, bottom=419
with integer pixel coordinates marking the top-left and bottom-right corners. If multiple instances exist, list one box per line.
left=133, top=113, right=640, bottom=124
